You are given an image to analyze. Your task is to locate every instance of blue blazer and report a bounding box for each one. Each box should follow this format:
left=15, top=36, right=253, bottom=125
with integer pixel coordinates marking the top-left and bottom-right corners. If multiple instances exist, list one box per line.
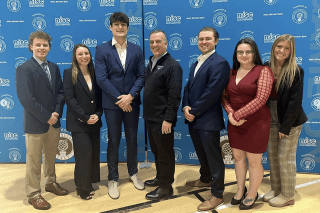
left=16, top=57, right=64, bottom=134
left=95, top=41, right=145, bottom=109
left=182, top=52, right=230, bottom=131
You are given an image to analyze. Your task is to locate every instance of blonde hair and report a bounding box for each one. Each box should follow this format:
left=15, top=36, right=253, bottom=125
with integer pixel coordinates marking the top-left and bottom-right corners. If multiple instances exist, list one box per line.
left=270, top=34, right=299, bottom=91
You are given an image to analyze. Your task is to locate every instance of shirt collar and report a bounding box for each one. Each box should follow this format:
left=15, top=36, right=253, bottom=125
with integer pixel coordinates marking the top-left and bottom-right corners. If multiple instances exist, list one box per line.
left=151, top=52, right=167, bottom=63
left=198, top=49, right=216, bottom=62
left=33, top=55, right=47, bottom=66
left=112, top=37, right=127, bottom=48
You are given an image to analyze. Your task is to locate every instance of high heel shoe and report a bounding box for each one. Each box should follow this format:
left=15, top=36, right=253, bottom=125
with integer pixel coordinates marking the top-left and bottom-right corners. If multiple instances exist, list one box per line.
left=239, top=192, right=258, bottom=210
left=76, top=188, right=92, bottom=200
left=231, top=186, right=247, bottom=205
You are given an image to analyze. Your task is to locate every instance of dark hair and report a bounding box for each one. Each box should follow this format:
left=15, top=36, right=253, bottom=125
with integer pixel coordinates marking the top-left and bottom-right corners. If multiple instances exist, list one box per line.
left=71, top=44, right=95, bottom=84
left=150, top=29, right=167, bottom=41
left=198, top=27, right=219, bottom=48
left=110, top=12, right=129, bottom=27
left=28, top=31, right=52, bottom=52
left=232, top=38, right=262, bottom=70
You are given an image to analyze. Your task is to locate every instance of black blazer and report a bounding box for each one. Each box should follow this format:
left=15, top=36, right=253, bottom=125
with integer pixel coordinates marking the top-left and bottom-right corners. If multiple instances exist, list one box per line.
left=265, top=62, right=308, bottom=135
left=63, top=68, right=103, bottom=132
left=16, top=57, right=64, bottom=134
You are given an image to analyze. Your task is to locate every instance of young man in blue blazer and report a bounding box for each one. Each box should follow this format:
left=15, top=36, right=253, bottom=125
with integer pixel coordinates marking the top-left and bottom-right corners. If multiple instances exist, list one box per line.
left=95, top=12, right=145, bottom=199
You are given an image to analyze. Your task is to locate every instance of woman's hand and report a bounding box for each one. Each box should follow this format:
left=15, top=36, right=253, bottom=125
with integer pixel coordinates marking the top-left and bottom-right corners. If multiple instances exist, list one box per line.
left=87, top=114, right=99, bottom=125
left=228, top=113, right=246, bottom=126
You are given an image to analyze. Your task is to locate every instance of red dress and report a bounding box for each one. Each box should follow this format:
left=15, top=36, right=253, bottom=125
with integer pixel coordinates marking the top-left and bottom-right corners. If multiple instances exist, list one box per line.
left=222, top=65, right=274, bottom=153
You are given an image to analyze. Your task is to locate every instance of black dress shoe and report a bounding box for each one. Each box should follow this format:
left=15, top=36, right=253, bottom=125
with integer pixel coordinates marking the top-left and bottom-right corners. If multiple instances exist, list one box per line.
left=144, top=178, right=159, bottom=187
left=145, top=186, right=173, bottom=200
left=231, top=186, right=247, bottom=205
left=239, top=193, right=258, bottom=210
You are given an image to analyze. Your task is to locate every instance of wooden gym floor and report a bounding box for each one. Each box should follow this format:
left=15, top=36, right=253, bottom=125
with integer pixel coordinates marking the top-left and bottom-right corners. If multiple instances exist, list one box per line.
left=1, top=162, right=319, bottom=213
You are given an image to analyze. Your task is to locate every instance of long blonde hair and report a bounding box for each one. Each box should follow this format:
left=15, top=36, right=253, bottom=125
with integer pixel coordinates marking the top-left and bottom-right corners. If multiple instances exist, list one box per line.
left=270, top=34, right=299, bottom=91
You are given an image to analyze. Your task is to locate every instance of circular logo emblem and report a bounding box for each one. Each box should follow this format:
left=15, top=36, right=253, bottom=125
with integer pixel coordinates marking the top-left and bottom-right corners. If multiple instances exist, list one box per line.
left=105, top=16, right=111, bottom=29
left=0, top=97, right=14, bottom=110
left=315, top=32, right=320, bottom=46
left=169, top=37, right=183, bottom=51
left=7, top=0, right=21, bottom=12
left=77, top=0, right=91, bottom=12
left=0, top=39, right=7, bottom=53
left=263, top=0, right=278, bottom=5
left=296, top=56, right=302, bottom=64
left=56, top=133, right=74, bottom=160
left=300, top=157, right=315, bottom=171
left=261, top=155, right=268, bottom=163
left=15, top=59, right=27, bottom=68
left=292, top=9, right=307, bottom=24
left=60, top=38, right=74, bottom=52
left=220, top=135, right=234, bottom=165
left=174, top=147, right=182, bottom=163
left=213, top=12, right=227, bottom=27
left=240, top=34, right=254, bottom=40
left=32, top=17, right=46, bottom=31
left=101, top=129, right=108, bottom=143
left=9, top=149, right=21, bottom=162
left=262, top=55, right=270, bottom=64
left=189, top=0, right=204, bottom=8
left=128, top=37, right=140, bottom=46
left=189, top=56, right=198, bottom=68
left=144, top=15, right=157, bottom=30
left=311, top=97, right=320, bottom=111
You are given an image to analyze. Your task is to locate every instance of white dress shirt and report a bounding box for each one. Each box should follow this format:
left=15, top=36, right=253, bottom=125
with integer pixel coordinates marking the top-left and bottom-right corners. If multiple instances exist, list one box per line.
left=112, top=37, right=127, bottom=71
left=194, top=49, right=216, bottom=77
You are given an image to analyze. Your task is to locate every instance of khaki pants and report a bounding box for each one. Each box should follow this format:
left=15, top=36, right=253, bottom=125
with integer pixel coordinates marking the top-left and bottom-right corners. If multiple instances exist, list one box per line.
left=267, top=100, right=302, bottom=197
left=25, top=126, right=60, bottom=198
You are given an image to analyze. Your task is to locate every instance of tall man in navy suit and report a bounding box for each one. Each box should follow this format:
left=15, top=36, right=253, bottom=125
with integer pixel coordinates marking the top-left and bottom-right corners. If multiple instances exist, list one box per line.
left=182, top=27, right=230, bottom=211
left=16, top=31, right=68, bottom=210
left=95, top=12, right=145, bottom=199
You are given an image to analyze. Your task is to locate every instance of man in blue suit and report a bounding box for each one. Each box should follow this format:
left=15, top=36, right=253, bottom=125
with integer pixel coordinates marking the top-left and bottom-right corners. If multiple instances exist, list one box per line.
left=16, top=31, right=67, bottom=210
left=95, top=12, right=145, bottom=199
left=182, top=27, right=230, bottom=211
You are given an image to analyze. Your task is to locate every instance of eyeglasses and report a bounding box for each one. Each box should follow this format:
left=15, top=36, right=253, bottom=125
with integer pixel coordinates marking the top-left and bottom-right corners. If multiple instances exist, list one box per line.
left=237, top=50, right=254, bottom=55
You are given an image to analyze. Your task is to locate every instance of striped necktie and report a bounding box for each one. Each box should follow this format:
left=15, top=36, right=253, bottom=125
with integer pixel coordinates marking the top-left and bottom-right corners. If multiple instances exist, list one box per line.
left=41, top=62, right=52, bottom=86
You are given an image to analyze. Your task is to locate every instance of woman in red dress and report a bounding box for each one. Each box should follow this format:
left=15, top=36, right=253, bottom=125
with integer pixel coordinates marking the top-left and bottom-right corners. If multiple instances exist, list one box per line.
left=222, top=38, right=274, bottom=210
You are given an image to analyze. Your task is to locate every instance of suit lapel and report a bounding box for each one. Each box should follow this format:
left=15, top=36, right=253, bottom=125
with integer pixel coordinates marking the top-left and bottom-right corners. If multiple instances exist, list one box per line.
left=31, top=58, right=53, bottom=92
left=109, top=42, right=124, bottom=72
left=125, top=43, right=131, bottom=73
left=77, top=71, right=94, bottom=99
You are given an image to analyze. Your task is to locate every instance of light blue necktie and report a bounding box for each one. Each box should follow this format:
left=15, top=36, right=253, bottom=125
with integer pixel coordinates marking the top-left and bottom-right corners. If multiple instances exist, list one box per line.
left=41, top=62, right=52, bottom=86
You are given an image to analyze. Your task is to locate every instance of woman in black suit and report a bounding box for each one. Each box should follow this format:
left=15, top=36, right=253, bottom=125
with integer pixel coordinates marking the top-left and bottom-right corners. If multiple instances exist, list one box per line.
left=63, top=44, right=102, bottom=200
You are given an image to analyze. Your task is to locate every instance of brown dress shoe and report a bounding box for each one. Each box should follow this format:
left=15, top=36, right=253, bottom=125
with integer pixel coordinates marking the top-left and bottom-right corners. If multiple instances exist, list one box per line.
left=45, top=183, right=68, bottom=196
left=197, top=196, right=223, bottom=211
left=186, top=179, right=211, bottom=188
left=28, top=195, right=51, bottom=210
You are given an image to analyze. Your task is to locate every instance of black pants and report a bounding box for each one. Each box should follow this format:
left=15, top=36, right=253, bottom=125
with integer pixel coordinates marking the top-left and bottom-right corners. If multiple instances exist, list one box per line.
left=72, top=128, right=100, bottom=192
left=146, top=120, right=175, bottom=188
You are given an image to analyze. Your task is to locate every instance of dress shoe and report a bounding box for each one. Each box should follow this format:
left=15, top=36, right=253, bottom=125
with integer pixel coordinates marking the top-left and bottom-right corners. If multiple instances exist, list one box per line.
left=231, top=186, right=247, bottom=205
left=239, top=193, right=259, bottom=210
left=130, top=173, right=145, bottom=190
left=186, top=179, right=211, bottom=188
left=45, top=182, right=68, bottom=196
left=145, top=186, right=173, bottom=200
left=269, top=193, right=295, bottom=207
left=108, top=180, right=120, bottom=199
left=197, top=196, right=223, bottom=211
left=28, top=195, right=51, bottom=210
left=263, top=189, right=280, bottom=202
left=144, top=178, right=159, bottom=187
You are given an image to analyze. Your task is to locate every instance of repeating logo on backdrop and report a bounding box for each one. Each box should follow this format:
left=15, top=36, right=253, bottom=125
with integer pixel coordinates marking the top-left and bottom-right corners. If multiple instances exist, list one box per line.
left=189, top=151, right=198, bottom=160
left=13, top=39, right=28, bottom=48
left=144, top=12, right=157, bottom=30
left=129, top=16, right=142, bottom=26
left=143, top=0, right=158, bottom=5
left=190, top=36, right=198, bottom=46
left=100, top=0, right=114, bottom=6
left=220, top=135, right=234, bottom=164
left=240, top=31, right=254, bottom=40
left=127, top=35, right=140, bottom=46
left=261, top=155, right=268, bottom=164
left=189, top=54, right=199, bottom=68
left=60, top=35, right=74, bottom=52
left=299, top=137, right=317, bottom=147
left=262, top=53, right=270, bottom=64
left=314, top=76, right=320, bottom=84
left=101, top=128, right=108, bottom=143
left=15, top=57, right=27, bottom=68
left=7, top=0, right=21, bottom=12
left=56, top=132, right=74, bottom=160
left=174, top=147, right=182, bottom=163
left=264, top=0, right=278, bottom=5
left=189, top=0, right=204, bottom=8
left=9, top=148, right=21, bottom=162
left=174, top=132, right=181, bottom=140
left=213, top=10, right=227, bottom=27
left=0, top=78, right=10, bottom=87
left=29, top=0, right=44, bottom=7
left=318, top=9, right=320, bottom=18
left=264, top=33, right=280, bottom=43
left=311, top=96, right=320, bottom=111
left=0, top=39, right=7, bottom=53
left=32, top=14, right=46, bottom=31
left=315, top=32, right=320, bottom=46
left=77, top=0, right=91, bottom=12
left=292, top=8, right=307, bottom=24
left=166, top=14, right=181, bottom=25
left=55, top=16, right=71, bottom=26
left=4, top=132, right=18, bottom=140
left=237, top=11, right=253, bottom=21
left=82, top=38, right=97, bottom=47
left=296, top=56, right=302, bottom=65
left=169, top=33, right=183, bottom=51
left=300, top=154, right=315, bottom=171
left=104, top=13, right=113, bottom=29
left=1, top=94, right=14, bottom=110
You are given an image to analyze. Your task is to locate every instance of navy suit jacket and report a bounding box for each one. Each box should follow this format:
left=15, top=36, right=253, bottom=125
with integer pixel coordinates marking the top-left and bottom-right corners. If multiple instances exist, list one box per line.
left=95, top=41, right=145, bottom=109
left=182, top=52, right=230, bottom=131
left=63, top=68, right=103, bottom=132
left=16, top=57, right=64, bottom=134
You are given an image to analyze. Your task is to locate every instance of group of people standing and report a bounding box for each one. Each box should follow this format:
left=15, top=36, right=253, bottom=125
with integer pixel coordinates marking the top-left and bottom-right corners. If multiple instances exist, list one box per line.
left=16, top=11, right=306, bottom=211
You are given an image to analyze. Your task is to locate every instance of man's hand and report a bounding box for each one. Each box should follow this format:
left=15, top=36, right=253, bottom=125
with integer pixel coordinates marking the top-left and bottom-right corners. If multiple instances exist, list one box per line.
left=115, top=94, right=133, bottom=112
left=162, top=120, right=172, bottom=134
left=47, top=113, right=58, bottom=125
left=87, top=114, right=99, bottom=125
left=279, top=132, right=288, bottom=139
left=228, top=113, right=246, bottom=126
left=183, top=106, right=195, bottom=122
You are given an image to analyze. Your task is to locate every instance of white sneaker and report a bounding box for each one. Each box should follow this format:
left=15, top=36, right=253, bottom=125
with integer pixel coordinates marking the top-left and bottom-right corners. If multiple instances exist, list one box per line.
left=108, top=180, right=119, bottom=199
left=130, top=173, right=145, bottom=190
